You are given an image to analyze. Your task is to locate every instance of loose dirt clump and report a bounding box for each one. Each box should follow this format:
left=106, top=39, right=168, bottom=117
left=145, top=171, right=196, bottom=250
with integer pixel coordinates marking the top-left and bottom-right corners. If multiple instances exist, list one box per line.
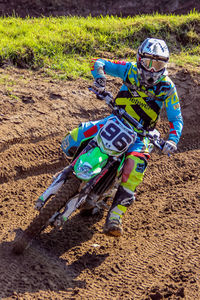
left=0, top=64, right=199, bottom=299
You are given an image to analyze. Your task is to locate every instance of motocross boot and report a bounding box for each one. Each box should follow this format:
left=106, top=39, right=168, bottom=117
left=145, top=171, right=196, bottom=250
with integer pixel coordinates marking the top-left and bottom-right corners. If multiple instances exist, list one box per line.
left=104, top=185, right=135, bottom=237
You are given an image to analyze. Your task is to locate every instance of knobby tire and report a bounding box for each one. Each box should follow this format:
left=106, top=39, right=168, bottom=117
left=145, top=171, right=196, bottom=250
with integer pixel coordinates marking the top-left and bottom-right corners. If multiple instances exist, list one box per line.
left=12, top=176, right=80, bottom=255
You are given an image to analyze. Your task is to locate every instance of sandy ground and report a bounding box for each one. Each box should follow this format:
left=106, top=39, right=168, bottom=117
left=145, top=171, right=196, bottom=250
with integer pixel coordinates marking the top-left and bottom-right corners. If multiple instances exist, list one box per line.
left=0, top=64, right=199, bottom=300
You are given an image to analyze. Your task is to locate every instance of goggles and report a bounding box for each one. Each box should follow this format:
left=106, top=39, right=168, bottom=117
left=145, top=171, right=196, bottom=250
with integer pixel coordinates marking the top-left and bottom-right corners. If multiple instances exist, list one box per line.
left=140, top=56, right=167, bottom=72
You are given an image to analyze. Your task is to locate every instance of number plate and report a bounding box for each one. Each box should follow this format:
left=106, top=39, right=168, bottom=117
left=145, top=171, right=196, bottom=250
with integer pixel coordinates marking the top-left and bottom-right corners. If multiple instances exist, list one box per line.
left=98, top=118, right=136, bottom=155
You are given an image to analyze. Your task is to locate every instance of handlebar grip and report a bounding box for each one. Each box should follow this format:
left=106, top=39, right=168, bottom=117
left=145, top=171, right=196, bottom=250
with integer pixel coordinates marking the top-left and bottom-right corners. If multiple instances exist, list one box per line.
left=158, top=138, right=165, bottom=150
left=88, top=87, right=104, bottom=100
left=88, top=87, right=113, bottom=101
left=150, top=137, right=165, bottom=150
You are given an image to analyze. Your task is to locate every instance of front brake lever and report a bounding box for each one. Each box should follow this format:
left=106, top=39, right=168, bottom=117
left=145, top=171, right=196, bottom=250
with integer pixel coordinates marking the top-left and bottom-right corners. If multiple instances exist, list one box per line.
left=88, top=87, right=104, bottom=100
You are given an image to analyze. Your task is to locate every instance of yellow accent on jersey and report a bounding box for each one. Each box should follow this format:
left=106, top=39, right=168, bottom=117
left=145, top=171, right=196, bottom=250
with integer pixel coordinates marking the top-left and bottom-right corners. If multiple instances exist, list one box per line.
left=115, top=97, right=141, bottom=121
left=115, top=90, right=158, bottom=123
left=70, top=127, right=79, bottom=142
left=137, top=90, right=158, bottom=120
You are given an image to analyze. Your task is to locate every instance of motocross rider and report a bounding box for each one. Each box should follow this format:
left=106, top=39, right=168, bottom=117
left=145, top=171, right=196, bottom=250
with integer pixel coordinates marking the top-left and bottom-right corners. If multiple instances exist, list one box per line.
left=61, top=38, right=183, bottom=237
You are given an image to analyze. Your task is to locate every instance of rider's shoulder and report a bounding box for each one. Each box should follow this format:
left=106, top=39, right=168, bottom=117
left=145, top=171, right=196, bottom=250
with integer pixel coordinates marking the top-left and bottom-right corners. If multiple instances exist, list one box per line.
left=124, top=61, right=138, bottom=75
left=155, top=75, right=178, bottom=99
left=129, top=61, right=137, bottom=69
left=160, top=75, right=175, bottom=87
left=157, top=75, right=177, bottom=92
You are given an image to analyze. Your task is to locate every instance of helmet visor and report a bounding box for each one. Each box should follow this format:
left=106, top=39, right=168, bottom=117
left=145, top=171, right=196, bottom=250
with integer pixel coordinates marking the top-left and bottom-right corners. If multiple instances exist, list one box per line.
left=140, top=57, right=167, bottom=72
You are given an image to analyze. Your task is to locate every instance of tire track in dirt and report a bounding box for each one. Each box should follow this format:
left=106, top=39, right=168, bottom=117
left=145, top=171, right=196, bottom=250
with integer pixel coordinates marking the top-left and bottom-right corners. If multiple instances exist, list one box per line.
left=71, top=170, right=200, bottom=299
left=0, top=132, right=63, bottom=153
left=0, top=136, right=66, bottom=183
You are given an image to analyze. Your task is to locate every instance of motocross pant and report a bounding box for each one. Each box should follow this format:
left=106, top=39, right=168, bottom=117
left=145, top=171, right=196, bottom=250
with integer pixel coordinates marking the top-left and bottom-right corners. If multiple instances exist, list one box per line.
left=61, top=115, right=151, bottom=219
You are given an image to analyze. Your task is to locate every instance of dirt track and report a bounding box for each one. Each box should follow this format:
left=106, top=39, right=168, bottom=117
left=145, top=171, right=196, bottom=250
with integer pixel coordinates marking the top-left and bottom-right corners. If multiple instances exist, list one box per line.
left=0, top=64, right=199, bottom=300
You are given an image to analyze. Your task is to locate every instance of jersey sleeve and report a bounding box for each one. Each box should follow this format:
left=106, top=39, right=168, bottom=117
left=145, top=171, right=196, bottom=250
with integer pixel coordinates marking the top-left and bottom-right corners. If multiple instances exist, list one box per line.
left=90, top=58, right=130, bottom=81
left=164, top=86, right=183, bottom=144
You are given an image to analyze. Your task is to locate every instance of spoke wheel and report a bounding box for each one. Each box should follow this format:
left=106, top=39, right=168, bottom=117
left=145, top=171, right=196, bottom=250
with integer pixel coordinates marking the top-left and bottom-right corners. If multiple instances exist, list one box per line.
left=12, top=176, right=80, bottom=255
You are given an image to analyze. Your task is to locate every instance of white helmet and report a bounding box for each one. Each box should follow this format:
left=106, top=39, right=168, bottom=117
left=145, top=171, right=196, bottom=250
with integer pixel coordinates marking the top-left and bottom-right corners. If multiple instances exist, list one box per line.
left=137, top=38, right=169, bottom=87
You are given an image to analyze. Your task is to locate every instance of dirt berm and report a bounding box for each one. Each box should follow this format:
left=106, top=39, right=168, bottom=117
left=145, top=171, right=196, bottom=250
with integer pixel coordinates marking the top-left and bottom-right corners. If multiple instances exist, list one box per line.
left=0, top=0, right=199, bottom=17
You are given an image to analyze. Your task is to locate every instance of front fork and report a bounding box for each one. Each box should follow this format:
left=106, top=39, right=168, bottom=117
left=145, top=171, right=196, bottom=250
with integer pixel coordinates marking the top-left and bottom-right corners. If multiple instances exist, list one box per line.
left=53, top=155, right=121, bottom=228
left=35, top=140, right=96, bottom=210
left=35, top=165, right=73, bottom=210
left=35, top=141, right=121, bottom=229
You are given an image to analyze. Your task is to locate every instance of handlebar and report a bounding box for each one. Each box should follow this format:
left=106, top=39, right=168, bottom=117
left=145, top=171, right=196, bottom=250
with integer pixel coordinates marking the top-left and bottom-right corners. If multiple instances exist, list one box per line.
left=89, top=87, right=165, bottom=150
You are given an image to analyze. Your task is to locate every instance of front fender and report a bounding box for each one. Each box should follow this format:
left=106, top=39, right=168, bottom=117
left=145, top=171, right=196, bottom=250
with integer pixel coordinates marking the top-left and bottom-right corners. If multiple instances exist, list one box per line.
left=74, top=147, right=109, bottom=181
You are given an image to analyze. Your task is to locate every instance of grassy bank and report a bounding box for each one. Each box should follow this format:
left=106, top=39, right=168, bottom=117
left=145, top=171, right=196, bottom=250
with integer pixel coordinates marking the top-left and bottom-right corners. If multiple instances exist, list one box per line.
left=0, top=11, right=199, bottom=79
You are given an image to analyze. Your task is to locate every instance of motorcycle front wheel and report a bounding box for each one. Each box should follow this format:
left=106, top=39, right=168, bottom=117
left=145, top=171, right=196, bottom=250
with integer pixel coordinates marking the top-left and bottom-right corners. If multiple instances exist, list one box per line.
left=12, top=175, right=80, bottom=255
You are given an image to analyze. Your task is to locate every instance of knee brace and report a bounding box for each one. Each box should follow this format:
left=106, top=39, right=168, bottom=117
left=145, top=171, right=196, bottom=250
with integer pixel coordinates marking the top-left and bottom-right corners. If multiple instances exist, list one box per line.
left=121, top=155, right=147, bottom=192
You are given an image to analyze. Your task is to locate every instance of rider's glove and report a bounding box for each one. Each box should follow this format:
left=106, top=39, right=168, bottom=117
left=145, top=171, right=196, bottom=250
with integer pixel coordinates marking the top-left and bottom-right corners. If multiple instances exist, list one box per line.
left=93, top=77, right=106, bottom=93
left=162, top=140, right=177, bottom=155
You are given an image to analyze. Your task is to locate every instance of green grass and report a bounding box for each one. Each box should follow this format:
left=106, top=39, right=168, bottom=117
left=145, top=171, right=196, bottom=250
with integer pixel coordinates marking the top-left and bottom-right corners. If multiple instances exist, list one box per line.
left=0, top=11, right=199, bottom=79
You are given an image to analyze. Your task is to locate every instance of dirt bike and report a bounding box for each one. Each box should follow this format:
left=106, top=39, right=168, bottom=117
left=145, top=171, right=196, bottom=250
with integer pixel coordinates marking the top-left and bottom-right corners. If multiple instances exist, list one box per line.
left=12, top=89, right=165, bottom=255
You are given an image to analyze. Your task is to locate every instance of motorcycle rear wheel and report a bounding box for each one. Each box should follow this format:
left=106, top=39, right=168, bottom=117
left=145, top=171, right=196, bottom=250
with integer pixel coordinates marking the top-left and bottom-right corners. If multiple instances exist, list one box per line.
left=12, top=176, right=80, bottom=255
